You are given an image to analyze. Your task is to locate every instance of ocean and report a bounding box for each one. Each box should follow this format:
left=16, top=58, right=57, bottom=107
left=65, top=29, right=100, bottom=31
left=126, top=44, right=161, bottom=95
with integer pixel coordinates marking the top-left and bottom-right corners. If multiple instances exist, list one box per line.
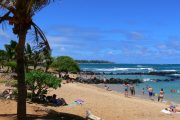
left=79, top=64, right=180, bottom=104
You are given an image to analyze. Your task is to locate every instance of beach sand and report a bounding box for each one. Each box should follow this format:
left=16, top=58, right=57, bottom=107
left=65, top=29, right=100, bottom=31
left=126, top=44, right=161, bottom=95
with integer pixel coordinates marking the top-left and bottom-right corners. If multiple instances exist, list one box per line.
left=0, top=83, right=180, bottom=120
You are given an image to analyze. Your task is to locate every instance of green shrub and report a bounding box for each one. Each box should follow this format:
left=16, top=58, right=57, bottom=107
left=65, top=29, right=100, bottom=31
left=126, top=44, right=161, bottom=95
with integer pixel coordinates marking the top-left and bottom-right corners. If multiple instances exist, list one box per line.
left=26, top=70, right=61, bottom=97
left=6, top=61, right=17, bottom=72
left=12, top=89, right=18, bottom=97
left=0, top=80, right=7, bottom=84
left=5, top=80, right=17, bottom=87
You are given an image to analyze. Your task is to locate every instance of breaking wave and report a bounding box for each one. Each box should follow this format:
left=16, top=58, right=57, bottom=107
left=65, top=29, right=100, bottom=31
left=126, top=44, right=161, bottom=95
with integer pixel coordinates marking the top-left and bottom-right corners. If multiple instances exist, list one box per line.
left=143, top=78, right=151, bottom=82
left=161, top=70, right=177, bottom=72
left=88, top=67, right=155, bottom=72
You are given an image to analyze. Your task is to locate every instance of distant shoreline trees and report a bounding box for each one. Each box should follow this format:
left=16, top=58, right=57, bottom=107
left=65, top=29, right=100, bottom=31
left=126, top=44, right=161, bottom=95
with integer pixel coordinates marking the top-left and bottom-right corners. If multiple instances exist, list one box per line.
left=76, top=60, right=113, bottom=64
left=51, top=56, right=80, bottom=77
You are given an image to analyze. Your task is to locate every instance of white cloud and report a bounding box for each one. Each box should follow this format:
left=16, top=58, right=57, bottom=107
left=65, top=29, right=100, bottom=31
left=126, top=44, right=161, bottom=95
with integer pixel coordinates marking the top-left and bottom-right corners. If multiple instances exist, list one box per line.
left=157, top=44, right=167, bottom=49
left=47, top=36, right=68, bottom=48
left=107, top=51, right=113, bottom=55
left=128, top=31, right=145, bottom=40
left=0, top=29, right=10, bottom=39
left=60, top=47, right=65, bottom=51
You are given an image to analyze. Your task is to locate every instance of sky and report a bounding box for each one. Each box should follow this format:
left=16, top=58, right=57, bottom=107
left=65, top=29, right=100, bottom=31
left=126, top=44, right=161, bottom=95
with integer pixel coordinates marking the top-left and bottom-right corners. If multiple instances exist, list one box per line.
left=1, top=0, right=180, bottom=64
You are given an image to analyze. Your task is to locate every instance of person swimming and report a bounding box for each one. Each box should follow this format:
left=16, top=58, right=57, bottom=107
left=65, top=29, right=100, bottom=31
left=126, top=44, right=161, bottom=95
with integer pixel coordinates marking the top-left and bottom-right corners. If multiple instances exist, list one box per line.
left=170, top=89, right=177, bottom=93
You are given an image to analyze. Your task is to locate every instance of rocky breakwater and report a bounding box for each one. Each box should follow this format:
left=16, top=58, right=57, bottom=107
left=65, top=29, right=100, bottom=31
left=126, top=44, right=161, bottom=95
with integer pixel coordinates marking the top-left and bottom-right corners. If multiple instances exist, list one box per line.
left=75, top=77, right=143, bottom=84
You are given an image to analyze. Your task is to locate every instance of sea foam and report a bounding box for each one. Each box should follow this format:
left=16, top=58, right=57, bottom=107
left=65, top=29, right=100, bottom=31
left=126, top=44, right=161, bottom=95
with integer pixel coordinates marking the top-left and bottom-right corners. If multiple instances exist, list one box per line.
left=93, top=67, right=155, bottom=72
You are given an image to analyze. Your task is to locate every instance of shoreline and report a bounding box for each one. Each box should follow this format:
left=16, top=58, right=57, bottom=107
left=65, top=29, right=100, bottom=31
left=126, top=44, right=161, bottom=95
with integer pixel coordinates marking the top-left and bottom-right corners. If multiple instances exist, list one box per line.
left=94, top=83, right=179, bottom=104
left=94, top=83, right=180, bottom=105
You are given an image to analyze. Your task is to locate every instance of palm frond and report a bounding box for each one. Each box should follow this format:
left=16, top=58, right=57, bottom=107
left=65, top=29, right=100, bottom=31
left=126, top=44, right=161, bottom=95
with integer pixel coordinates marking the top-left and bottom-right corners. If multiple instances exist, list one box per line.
left=25, top=0, right=55, bottom=14
left=0, top=2, right=15, bottom=14
left=26, top=43, right=32, bottom=54
left=0, top=11, right=11, bottom=24
left=31, top=21, right=51, bottom=56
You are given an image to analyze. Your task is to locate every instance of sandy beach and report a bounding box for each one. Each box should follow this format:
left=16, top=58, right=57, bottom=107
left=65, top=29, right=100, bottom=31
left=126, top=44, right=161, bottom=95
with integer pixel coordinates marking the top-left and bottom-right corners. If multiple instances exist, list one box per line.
left=0, top=82, right=180, bottom=120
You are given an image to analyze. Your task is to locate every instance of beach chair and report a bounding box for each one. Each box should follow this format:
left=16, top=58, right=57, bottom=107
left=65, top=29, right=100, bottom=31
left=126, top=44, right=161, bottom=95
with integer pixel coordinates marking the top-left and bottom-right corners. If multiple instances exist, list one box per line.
left=86, top=110, right=103, bottom=120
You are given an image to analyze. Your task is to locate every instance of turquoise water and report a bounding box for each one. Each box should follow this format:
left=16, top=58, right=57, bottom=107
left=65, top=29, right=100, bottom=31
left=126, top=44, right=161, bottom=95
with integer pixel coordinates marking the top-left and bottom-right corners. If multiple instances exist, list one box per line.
left=96, top=81, right=180, bottom=103
left=80, top=64, right=180, bottom=73
left=80, top=64, right=180, bottom=103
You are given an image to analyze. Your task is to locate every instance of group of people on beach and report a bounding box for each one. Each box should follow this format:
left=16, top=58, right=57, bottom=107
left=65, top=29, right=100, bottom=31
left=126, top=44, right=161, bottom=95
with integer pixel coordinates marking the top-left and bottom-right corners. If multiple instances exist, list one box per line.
left=123, top=83, right=135, bottom=97
left=123, top=83, right=165, bottom=102
left=142, top=86, right=164, bottom=102
left=32, top=94, right=68, bottom=106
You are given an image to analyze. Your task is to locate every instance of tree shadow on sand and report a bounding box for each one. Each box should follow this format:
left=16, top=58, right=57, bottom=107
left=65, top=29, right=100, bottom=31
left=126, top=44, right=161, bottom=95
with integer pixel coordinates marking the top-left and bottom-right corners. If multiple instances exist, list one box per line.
left=0, top=110, right=85, bottom=120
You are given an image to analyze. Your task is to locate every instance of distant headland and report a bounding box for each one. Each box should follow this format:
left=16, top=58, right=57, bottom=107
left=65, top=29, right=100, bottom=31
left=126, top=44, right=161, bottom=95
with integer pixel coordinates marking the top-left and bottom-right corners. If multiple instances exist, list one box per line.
left=76, top=60, right=114, bottom=64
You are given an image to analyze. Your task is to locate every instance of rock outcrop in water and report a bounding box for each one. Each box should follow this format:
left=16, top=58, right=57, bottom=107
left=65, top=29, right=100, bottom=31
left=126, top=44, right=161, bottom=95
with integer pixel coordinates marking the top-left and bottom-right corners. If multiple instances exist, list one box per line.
left=77, top=71, right=180, bottom=84
left=75, top=77, right=143, bottom=84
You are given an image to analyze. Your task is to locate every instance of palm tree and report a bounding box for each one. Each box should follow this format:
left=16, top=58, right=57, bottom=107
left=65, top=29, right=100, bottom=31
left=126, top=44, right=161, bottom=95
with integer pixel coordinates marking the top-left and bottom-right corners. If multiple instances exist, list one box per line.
left=32, top=50, right=43, bottom=70
left=0, top=49, right=6, bottom=68
left=4, top=40, right=17, bottom=61
left=4, top=40, right=17, bottom=72
left=25, top=43, right=32, bottom=72
left=44, top=53, right=53, bottom=72
left=0, top=1, right=52, bottom=119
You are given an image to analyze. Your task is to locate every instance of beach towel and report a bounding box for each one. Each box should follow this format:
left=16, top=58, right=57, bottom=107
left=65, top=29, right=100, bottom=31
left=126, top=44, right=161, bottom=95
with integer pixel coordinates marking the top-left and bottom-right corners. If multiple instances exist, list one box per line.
left=161, top=109, right=180, bottom=115
left=67, top=99, right=84, bottom=106
left=74, top=99, right=84, bottom=104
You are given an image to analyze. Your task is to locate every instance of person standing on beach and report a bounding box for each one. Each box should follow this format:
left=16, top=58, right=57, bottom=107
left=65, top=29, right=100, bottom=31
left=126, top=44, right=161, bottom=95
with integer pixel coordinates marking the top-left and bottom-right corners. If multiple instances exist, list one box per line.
left=103, top=77, right=107, bottom=84
left=129, top=83, right=135, bottom=96
left=158, top=88, right=164, bottom=102
left=142, top=88, right=145, bottom=95
left=124, top=83, right=129, bottom=97
left=148, top=86, right=153, bottom=100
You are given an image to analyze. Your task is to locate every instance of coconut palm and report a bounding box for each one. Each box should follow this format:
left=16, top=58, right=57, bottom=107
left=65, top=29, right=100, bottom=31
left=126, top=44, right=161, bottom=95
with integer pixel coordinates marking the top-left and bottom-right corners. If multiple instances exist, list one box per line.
left=0, top=1, right=52, bottom=119
left=24, top=43, right=32, bottom=72
left=4, top=40, right=17, bottom=72
left=0, top=49, right=6, bottom=68
left=44, top=53, right=53, bottom=72
left=4, top=40, right=17, bottom=61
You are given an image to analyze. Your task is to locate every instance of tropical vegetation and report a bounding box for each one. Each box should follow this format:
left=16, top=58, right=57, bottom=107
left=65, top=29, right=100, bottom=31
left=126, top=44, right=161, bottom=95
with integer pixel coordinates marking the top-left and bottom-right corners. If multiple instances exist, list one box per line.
left=26, top=70, right=61, bottom=98
left=76, top=60, right=113, bottom=64
left=51, top=56, right=80, bottom=76
left=0, top=0, right=53, bottom=119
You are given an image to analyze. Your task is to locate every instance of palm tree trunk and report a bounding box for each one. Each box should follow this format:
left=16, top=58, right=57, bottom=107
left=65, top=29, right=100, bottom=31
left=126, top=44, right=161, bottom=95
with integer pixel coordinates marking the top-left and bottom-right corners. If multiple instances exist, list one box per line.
left=34, top=62, right=37, bottom=70
left=45, top=65, right=49, bottom=73
left=16, top=29, right=27, bottom=120
left=25, top=61, right=29, bottom=72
